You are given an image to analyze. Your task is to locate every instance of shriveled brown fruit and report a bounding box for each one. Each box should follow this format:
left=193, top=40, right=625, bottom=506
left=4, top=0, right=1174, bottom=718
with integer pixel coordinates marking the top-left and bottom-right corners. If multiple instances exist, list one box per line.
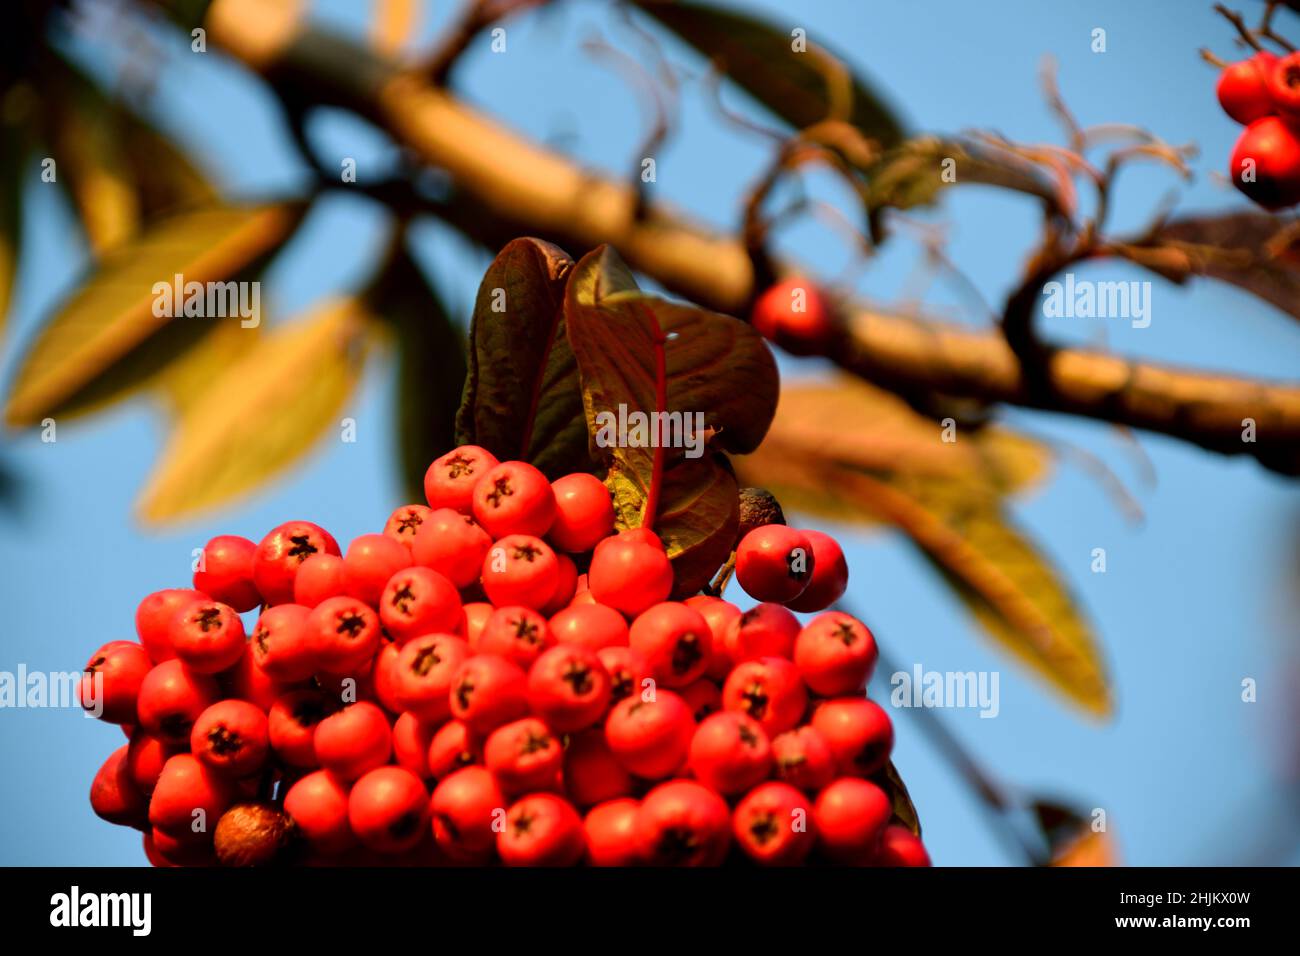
left=737, top=487, right=785, bottom=541
left=213, top=801, right=296, bottom=867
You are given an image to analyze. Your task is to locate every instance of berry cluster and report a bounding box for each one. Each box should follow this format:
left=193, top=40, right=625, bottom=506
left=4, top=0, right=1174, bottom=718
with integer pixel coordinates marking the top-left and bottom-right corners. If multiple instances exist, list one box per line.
left=84, top=444, right=928, bottom=867
left=1220, top=50, right=1300, bottom=208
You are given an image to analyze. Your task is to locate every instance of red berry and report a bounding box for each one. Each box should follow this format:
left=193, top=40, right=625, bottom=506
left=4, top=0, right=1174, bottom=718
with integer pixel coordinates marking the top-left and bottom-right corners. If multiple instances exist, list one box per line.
left=1218, top=52, right=1278, bottom=124
left=548, top=473, right=615, bottom=552
left=813, top=778, right=891, bottom=862
left=689, top=711, right=771, bottom=795
left=733, top=781, right=816, bottom=865
left=292, top=553, right=348, bottom=607
left=628, top=601, right=712, bottom=688
left=485, top=717, right=564, bottom=795
left=794, top=611, right=878, bottom=696
left=1265, top=50, right=1300, bottom=119
left=91, top=745, right=147, bottom=828
left=526, top=644, right=612, bottom=733
left=148, top=825, right=216, bottom=865
left=462, top=601, right=494, bottom=649
left=348, top=766, right=429, bottom=854
left=430, top=765, right=506, bottom=862
left=635, top=780, right=731, bottom=866
left=771, top=726, right=837, bottom=792
left=253, top=521, right=340, bottom=606
left=811, top=697, right=894, bottom=777
left=427, top=719, right=481, bottom=780
left=136, top=660, right=222, bottom=744
left=225, top=643, right=283, bottom=711
left=597, top=645, right=650, bottom=704
left=604, top=690, right=694, bottom=779
left=149, top=753, right=233, bottom=838
left=135, top=588, right=205, bottom=663
left=679, top=679, right=722, bottom=723
left=392, top=712, right=437, bottom=779
left=190, top=700, right=270, bottom=778
left=471, top=460, right=556, bottom=538
left=785, top=530, right=849, bottom=612
left=588, top=537, right=673, bottom=616
left=541, top=552, right=578, bottom=615
left=750, top=276, right=834, bottom=355
left=481, top=534, right=559, bottom=610
left=684, top=594, right=740, bottom=681
left=723, top=602, right=799, bottom=664
left=342, top=533, right=412, bottom=608
left=549, top=602, right=628, bottom=652
left=250, top=603, right=315, bottom=682
left=584, top=798, right=642, bottom=866
left=383, top=503, right=433, bottom=553
left=126, top=732, right=176, bottom=794
left=735, top=524, right=814, bottom=603
left=394, top=634, right=469, bottom=722
left=498, top=793, right=585, bottom=866
left=449, top=654, right=529, bottom=733
left=562, top=729, right=634, bottom=807
left=425, top=445, right=500, bottom=512
left=267, top=689, right=340, bottom=768
left=371, top=640, right=403, bottom=714
left=721, top=657, right=807, bottom=736
left=1231, top=116, right=1300, bottom=209
left=307, top=596, right=381, bottom=675
left=478, top=605, right=554, bottom=668
left=410, top=508, right=492, bottom=589
left=168, top=599, right=246, bottom=674
left=872, top=824, right=932, bottom=866
left=284, top=769, right=356, bottom=855
left=82, top=641, right=152, bottom=724
left=379, top=566, right=463, bottom=643
left=193, top=535, right=261, bottom=612
left=314, top=701, right=393, bottom=780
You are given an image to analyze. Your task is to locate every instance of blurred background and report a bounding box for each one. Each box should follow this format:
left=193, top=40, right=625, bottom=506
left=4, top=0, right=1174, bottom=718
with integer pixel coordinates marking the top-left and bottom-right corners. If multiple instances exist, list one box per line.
left=0, top=0, right=1297, bottom=865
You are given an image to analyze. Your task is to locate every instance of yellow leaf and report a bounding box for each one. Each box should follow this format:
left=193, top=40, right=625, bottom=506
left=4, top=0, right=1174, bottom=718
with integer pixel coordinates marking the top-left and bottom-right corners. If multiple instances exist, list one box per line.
left=156, top=319, right=263, bottom=417
left=138, top=299, right=370, bottom=524
left=4, top=202, right=303, bottom=427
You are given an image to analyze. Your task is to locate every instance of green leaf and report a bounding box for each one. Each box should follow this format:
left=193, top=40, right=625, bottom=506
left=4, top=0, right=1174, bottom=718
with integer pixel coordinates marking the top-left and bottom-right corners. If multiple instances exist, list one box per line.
left=633, top=0, right=904, bottom=146
left=4, top=201, right=304, bottom=426
left=454, top=237, right=593, bottom=478
left=138, top=298, right=369, bottom=524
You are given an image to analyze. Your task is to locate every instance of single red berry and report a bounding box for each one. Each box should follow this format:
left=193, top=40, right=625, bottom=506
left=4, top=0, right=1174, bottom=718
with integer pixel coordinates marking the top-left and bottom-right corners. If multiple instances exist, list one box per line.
left=549, top=602, right=628, bottom=653
left=348, top=766, right=429, bottom=854
left=733, top=781, right=815, bottom=865
left=679, top=679, right=722, bottom=723
left=471, top=460, right=556, bottom=539
left=190, top=700, right=270, bottom=778
left=735, top=524, right=814, bottom=603
left=267, top=689, right=340, bottom=768
left=136, top=660, right=222, bottom=744
left=82, top=641, right=152, bottom=724
left=249, top=603, right=314, bottom=683
left=541, top=552, right=578, bottom=615
left=794, top=611, right=878, bottom=696
left=811, top=697, right=894, bottom=777
left=379, top=566, right=463, bottom=643
left=750, top=276, right=834, bottom=355
left=448, top=654, right=529, bottom=733
left=785, top=529, right=849, bottom=613
left=193, top=535, right=261, bottom=612
left=314, top=701, right=393, bottom=781
left=284, top=769, right=356, bottom=855
left=292, top=553, right=348, bottom=607
left=427, top=719, right=481, bottom=780
left=548, top=473, right=615, bottom=552
left=604, top=690, right=694, bottom=779
left=583, top=798, right=642, bottom=866
left=527, top=644, right=612, bottom=733
left=1231, top=116, right=1300, bottom=209
left=597, top=645, right=650, bottom=704
left=1218, top=52, right=1278, bottom=124
left=635, top=779, right=731, bottom=866
left=562, top=729, right=634, bottom=808
left=148, top=752, right=234, bottom=838
left=498, top=793, right=585, bottom=866
left=383, top=503, right=433, bottom=554
left=225, top=643, right=283, bottom=711
left=723, top=602, right=799, bottom=664
left=91, top=745, right=148, bottom=829
left=616, top=527, right=664, bottom=550
left=485, top=717, right=564, bottom=795
left=628, top=601, right=712, bottom=688
left=307, top=596, right=381, bottom=675
left=872, top=824, right=932, bottom=867
left=135, top=588, right=206, bottom=664
left=478, top=605, right=554, bottom=668
left=430, top=765, right=506, bottom=862
left=813, top=778, right=891, bottom=862
left=1265, top=50, right=1300, bottom=119
left=588, top=536, right=673, bottom=616
left=371, top=640, right=403, bottom=714
left=410, top=508, right=493, bottom=589
left=688, top=711, right=771, bottom=796
left=148, top=825, right=217, bottom=865
left=142, top=831, right=173, bottom=867
left=342, top=533, right=412, bottom=608
left=462, top=601, right=494, bottom=649
left=481, top=534, right=560, bottom=610
left=395, top=634, right=470, bottom=722
left=392, top=711, right=437, bottom=779
left=722, top=657, right=807, bottom=737
left=425, top=445, right=500, bottom=513
left=771, top=725, right=837, bottom=792
left=126, top=732, right=177, bottom=795
left=683, top=595, right=740, bottom=681
left=253, top=521, right=340, bottom=606
left=168, top=599, right=246, bottom=674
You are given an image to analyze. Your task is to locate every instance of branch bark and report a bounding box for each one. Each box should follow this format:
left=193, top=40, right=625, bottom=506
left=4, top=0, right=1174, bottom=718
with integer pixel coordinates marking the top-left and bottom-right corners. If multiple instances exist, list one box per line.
left=203, top=0, right=1300, bottom=474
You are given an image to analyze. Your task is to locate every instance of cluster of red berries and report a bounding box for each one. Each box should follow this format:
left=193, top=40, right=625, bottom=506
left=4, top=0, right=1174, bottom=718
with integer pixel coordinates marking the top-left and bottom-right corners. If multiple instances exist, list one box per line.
left=1220, top=49, right=1300, bottom=208
left=84, top=444, right=928, bottom=867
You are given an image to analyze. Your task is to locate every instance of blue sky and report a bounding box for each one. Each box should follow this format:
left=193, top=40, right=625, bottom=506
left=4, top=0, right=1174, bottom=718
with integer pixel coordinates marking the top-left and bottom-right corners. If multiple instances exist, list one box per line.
left=0, top=0, right=1297, bottom=865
